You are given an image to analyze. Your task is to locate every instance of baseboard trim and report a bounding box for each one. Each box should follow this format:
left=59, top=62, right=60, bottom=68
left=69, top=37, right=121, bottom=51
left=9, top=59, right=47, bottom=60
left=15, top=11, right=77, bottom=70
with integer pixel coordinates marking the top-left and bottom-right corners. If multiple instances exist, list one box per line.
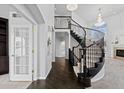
left=38, top=65, right=52, bottom=80
left=38, top=76, right=46, bottom=79
left=33, top=77, right=38, bottom=81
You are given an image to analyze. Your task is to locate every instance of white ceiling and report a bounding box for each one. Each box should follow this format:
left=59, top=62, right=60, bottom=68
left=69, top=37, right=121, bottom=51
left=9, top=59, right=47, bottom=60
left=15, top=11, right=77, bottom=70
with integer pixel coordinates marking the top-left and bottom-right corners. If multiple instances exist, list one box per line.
left=55, top=4, right=124, bottom=22
left=24, top=4, right=44, bottom=24
left=55, top=4, right=71, bottom=16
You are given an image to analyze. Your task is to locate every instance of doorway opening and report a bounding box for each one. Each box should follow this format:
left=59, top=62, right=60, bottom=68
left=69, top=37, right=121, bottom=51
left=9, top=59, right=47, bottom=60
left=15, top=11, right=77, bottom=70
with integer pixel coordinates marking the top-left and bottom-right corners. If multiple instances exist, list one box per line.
left=55, top=32, right=69, bottom=62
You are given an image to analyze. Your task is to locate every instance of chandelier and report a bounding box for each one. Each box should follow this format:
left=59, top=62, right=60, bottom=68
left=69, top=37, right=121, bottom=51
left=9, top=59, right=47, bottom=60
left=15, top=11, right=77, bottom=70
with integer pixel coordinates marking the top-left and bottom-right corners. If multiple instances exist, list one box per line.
left=95, top=8, right=105, bottom=27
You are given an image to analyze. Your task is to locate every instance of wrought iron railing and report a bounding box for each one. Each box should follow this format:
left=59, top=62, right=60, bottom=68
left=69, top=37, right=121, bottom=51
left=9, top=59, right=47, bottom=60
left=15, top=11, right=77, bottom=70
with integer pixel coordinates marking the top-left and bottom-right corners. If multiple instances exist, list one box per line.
left=55, top=16, right=105, bottom=87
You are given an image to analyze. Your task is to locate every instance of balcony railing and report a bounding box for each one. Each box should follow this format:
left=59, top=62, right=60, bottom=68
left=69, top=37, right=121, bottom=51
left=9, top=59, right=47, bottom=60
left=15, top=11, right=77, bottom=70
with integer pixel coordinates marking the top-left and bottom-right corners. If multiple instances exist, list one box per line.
left=54, top=16, right=71, bottom=29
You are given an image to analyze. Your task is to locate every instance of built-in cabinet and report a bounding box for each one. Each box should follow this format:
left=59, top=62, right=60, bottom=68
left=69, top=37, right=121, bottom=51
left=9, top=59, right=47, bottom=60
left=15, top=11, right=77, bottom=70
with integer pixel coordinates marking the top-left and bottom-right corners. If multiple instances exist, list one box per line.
left=0, top=17, right=9, bottom=75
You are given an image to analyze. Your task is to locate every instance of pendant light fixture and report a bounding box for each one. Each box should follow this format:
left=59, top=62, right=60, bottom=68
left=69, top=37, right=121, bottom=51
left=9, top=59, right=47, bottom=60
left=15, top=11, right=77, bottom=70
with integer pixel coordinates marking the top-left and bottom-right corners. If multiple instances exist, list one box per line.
left=95, top=8, right=105, bottom=27
left=66, top=4, right=78, bottom=11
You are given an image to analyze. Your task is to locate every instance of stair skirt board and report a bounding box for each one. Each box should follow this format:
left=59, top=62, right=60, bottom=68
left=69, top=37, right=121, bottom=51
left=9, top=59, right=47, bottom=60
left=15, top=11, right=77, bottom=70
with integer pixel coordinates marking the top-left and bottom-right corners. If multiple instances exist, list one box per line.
left=91, top=63, right=105, bottom=82
left=73, top=62, right=82, bottom=76
left=73, top=66, right=80, bottom=76
left=73, top=63, right=105, bottom=83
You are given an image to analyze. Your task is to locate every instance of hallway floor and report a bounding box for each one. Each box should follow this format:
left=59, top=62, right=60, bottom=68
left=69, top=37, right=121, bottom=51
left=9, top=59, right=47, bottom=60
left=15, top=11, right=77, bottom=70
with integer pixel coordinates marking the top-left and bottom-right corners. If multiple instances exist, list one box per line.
left=27, top=58, right=83, bottom=89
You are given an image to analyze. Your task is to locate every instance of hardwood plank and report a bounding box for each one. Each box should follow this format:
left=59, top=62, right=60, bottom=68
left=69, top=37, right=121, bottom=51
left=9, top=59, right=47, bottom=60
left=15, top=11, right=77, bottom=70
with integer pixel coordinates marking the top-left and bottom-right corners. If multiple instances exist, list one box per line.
left=27, top=58, right=84, bottom=89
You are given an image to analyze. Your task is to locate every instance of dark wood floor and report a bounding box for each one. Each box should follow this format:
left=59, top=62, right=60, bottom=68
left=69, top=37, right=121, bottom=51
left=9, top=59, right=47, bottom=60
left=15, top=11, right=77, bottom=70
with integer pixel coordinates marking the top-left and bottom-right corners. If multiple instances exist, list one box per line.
left=27, top=58, right=84, bottom=89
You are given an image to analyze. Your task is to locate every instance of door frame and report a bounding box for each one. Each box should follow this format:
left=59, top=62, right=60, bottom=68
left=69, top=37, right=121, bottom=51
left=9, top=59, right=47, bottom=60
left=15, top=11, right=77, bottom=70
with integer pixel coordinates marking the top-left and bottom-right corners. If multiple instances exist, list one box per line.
left=54, top=29, right=71, bottom=59
left=55, top=32, right=66, bottom=58
left=10, top=5, right=38, bottom=81
left=9, top=24, right=33, bottom=81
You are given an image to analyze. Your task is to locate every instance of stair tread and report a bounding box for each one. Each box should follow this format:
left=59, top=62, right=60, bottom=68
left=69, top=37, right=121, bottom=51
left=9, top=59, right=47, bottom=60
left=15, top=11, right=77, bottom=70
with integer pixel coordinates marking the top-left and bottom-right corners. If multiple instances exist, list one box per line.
left=70, top=28, right=104, bottom=82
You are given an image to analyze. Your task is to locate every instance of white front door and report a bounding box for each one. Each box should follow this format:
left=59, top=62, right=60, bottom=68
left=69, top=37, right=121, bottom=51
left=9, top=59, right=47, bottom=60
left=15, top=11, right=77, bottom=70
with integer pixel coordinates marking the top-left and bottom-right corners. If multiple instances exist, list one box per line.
left=9, top=12, right=33, bottom=81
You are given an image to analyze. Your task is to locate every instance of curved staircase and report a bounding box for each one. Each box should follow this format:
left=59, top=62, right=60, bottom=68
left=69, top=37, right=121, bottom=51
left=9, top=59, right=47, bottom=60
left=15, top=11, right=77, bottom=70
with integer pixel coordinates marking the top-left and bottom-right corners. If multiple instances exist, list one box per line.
left=55, top=16, right=105, bottom=88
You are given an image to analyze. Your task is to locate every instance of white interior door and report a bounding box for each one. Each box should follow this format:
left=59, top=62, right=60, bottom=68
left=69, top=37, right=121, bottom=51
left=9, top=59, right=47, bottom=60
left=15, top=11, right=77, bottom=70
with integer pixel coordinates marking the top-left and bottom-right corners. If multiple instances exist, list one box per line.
left=9, top=12, right=32, bottom=81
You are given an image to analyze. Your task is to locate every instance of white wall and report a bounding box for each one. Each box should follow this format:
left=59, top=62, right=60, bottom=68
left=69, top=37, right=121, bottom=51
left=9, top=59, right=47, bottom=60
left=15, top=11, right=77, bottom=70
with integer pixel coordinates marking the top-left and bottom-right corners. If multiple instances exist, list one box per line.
left=0, top=5, right=9, bottom=18
left=45, top=26, right=53, bottom=77
left=38, top=24, right=46, bottom=78
left=38, top=24, right=52, bottom=79
left=0, top=5, right=17, bottom=19
left=86, top=11, right=124, bottom=58
left=72, top=12, right=87, bottom=27
left=37, top=4, right=55, bottom=79
left=37, top=4, right=55, bottom=64
left=102, top=12, right=124, bottom=57
left=35, top=4, right=56, bottom=79
left=0, top=5, right=9, bottom=19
